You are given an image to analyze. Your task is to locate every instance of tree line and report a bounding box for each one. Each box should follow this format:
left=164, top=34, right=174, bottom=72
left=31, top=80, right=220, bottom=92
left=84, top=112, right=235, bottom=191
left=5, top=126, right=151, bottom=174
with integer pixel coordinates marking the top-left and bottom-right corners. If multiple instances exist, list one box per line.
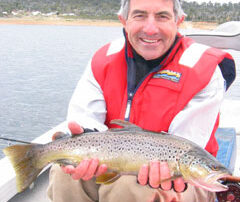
left=0, top=0, right=239, bottom=23
left=182, top=1, right=240, bottom=23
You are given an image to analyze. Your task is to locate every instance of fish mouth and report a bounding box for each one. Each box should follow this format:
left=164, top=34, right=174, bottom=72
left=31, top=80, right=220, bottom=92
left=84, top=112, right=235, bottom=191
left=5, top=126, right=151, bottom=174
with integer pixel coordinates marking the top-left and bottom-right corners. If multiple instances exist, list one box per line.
left=211, top=173, right=231, bottom=192
left=189, top=173, right=230, bottom=192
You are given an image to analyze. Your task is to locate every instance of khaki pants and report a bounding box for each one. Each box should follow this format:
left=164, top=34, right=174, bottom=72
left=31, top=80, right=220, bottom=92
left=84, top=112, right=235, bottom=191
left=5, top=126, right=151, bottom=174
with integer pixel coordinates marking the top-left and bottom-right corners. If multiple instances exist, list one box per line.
left=47, top=164, right=216, bottom=202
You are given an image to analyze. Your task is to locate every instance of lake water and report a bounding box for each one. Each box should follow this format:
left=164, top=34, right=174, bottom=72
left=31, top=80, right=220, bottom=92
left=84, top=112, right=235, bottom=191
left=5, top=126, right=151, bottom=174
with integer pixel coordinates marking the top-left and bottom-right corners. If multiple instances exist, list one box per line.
left=0, top=24, right=239, bottom=159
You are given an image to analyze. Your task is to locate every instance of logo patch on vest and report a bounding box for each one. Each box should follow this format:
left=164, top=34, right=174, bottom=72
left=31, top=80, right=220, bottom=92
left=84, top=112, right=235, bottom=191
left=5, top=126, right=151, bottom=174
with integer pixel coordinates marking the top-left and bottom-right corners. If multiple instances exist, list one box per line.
left=153, top=70, right=181, bottom=83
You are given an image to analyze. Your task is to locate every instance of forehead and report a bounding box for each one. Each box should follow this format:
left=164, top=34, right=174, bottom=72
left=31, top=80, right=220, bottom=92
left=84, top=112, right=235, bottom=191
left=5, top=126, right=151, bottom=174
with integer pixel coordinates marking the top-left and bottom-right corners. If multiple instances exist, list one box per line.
left=129, top=0, right=174, bottom=13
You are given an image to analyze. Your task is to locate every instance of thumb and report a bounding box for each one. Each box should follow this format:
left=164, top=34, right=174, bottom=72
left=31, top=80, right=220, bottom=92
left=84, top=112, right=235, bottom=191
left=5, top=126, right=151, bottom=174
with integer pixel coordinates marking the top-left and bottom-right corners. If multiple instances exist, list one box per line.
left=68, top=121, right=84, bottom=135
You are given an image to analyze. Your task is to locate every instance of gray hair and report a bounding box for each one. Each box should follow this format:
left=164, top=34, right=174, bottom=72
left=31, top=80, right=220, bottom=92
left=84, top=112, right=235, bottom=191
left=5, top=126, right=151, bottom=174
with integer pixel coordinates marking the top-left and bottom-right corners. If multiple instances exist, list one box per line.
left=118, top=0, right=186, bottom=21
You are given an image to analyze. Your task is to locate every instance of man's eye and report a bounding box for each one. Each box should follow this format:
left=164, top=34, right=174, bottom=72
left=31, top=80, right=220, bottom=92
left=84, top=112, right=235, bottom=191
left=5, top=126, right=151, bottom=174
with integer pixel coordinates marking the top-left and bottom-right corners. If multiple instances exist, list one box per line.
left=157, top=15, right=169, bottom=21
left=133, top=14, right=145, bottom=20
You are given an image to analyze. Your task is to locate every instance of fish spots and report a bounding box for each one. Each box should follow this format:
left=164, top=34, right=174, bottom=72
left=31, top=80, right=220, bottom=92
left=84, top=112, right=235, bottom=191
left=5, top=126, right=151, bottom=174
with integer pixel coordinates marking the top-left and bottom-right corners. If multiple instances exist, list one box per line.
left=180, top=153, right=195, bottom=165
left=45, top=129, right=195, bottom=171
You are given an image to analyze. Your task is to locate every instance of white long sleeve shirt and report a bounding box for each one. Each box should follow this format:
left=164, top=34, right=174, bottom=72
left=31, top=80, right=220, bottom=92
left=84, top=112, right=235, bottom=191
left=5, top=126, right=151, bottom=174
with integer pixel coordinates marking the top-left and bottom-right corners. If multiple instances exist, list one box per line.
left=67, top=57, right=225, bottom=149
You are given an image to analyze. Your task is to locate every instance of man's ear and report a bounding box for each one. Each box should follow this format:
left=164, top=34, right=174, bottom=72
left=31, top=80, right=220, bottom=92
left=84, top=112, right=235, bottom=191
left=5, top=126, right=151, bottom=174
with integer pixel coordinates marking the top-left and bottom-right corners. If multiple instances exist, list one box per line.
left=177, top=16, right=185, bottom=27
left=118, top=15, right=127, bottom=27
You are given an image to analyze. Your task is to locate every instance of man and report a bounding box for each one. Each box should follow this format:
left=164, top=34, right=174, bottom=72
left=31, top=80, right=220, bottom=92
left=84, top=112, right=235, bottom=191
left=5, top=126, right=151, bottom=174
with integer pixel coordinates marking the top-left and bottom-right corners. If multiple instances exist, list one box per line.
left=47, top=0, right=236, bottom=201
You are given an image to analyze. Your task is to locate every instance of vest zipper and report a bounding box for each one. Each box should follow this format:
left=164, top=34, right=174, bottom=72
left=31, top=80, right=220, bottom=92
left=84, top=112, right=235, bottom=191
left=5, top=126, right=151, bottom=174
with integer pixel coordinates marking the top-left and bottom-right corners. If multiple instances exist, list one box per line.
left=124, top=65, right=163, bottom=122
left=124, top=92, right=133, bottom=121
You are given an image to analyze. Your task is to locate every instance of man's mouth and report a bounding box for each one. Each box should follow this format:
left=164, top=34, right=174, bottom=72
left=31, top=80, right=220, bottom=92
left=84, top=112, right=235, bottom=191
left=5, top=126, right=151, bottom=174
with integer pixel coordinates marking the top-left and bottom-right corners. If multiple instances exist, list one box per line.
left=140, top=38, right=160, bottom=44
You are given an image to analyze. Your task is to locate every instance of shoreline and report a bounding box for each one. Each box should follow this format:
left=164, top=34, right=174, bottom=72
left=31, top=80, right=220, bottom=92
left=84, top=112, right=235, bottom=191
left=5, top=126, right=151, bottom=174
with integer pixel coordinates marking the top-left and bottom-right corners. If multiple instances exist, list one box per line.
left=0, top=16, right=122, bottom=27
left=0, top=16, right=218, bottom=29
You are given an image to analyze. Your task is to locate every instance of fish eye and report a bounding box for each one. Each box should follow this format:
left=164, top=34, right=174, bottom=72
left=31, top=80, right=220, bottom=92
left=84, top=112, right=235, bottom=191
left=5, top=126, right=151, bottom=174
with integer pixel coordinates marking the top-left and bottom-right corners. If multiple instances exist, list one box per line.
left=211, top=165, right=220, bottom=171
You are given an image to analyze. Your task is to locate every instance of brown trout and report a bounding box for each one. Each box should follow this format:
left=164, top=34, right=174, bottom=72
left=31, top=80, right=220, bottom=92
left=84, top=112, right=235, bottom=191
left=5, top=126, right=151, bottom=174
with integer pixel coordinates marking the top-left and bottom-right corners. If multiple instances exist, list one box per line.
left=3, top=119, right=231, bottom=193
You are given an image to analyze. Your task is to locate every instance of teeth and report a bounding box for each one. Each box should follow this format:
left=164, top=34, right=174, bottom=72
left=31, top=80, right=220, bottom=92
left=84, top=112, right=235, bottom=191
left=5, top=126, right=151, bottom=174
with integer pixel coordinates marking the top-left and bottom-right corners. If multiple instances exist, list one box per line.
left=142, top=38, right=158, bottom=43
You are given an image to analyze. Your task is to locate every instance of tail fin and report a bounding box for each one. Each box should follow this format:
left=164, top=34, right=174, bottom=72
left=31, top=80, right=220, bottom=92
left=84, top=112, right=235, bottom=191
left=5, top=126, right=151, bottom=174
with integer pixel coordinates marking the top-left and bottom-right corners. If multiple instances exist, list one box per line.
left=3, top=144, right=44, bottom=193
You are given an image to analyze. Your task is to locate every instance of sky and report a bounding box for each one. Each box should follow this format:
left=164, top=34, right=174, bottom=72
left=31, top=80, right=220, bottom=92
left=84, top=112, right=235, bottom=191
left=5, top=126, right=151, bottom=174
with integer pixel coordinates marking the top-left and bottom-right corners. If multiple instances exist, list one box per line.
left=184, top=0, right=240, bottom=3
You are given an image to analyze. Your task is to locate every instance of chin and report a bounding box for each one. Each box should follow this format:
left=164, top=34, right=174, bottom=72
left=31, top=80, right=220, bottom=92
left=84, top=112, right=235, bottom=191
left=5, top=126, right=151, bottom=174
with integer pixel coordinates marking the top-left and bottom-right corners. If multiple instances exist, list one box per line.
left=139, top=50, right=165, bottom=60
left=142, top=55, right=161, bottom=60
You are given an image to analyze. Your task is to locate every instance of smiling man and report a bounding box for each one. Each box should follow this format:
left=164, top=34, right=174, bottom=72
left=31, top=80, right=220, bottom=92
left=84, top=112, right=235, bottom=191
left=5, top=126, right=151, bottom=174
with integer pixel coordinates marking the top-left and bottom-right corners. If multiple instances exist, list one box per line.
left=47, top=0, right=235, bottom=202
left=119, top=0, right=182, bottom=60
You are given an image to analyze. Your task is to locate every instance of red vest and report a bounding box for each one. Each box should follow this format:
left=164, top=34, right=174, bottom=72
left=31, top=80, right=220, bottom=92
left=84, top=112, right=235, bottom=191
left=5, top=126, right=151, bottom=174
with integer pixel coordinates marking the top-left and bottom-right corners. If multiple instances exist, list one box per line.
left=91, top=35, right=234, bottom=156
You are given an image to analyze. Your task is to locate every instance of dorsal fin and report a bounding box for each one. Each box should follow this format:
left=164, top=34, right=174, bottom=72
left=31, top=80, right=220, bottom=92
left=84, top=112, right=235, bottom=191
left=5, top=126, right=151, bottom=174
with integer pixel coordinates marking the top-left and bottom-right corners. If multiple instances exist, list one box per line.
left=110, top=119, right=142, bottom=131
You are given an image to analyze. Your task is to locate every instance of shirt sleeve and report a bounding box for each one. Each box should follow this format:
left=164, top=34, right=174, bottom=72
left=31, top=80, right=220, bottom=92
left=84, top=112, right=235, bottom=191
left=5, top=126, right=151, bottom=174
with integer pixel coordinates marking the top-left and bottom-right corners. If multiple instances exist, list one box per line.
left=66, top=60, right=108, bottom=132
left=168, top=66, right=225, bottom=148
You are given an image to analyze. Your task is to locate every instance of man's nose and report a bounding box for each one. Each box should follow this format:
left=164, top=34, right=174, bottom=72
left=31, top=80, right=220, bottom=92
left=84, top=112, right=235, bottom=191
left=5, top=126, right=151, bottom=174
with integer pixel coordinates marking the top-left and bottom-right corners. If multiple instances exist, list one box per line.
left=142, top=16, right=158, bottom=35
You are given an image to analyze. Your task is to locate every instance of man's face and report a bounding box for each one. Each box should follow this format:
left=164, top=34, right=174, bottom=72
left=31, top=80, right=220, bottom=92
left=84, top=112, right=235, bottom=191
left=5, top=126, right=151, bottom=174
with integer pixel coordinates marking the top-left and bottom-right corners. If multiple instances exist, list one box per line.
left=120, top=0, right=182, bottom=60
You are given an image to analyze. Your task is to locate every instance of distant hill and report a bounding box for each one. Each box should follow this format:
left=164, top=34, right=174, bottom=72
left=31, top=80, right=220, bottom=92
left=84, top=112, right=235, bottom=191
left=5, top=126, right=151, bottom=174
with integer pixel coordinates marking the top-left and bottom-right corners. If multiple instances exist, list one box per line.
left=0, top=0, right=239, bottom=23
left=0, top=0, right=120, bottom=19
left=182, top=1, right=240, bottom=23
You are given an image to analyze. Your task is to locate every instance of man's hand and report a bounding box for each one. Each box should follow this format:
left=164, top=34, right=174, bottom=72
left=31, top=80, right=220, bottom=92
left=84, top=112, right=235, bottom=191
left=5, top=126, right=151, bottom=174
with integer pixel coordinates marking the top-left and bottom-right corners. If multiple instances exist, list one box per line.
left=53, top=121, right=108, bottom=181
left=62, top=158, right=108, bottom=180
left=138, top=161, right=187, bottom=192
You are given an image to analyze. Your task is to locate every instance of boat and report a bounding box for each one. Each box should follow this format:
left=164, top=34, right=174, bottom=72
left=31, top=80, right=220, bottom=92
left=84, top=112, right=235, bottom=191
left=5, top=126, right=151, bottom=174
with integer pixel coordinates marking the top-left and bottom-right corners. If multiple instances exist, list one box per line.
left=0, top=21, right=240, bottom=202
left=0, top=122, right=67, bottom=202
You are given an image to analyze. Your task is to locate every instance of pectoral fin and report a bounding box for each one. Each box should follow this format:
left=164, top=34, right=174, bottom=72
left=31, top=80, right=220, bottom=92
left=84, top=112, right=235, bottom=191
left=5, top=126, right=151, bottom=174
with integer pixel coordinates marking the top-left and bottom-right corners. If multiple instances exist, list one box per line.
left=96, top=172, right=121, bottom=184
left=159, top=175, right=182, bottom=184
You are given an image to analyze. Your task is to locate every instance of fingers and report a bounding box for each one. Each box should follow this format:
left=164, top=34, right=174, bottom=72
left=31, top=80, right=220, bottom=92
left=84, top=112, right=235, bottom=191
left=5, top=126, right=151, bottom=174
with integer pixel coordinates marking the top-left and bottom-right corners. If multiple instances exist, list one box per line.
left=138, top=160, right=187, bottom=193
left=159, top=162, right=172, bottom=191
left=95, top=164, right=108, bottom=177
left=52, top=131, right=69, bottom=141
left=62, top=165, right=75, bottom=174
left=149, top=161, right=160, bottom=188
left=81, top=159, right=99, bottom=181
left=159, top=162, right=187, bottom=192
left=138, top=164, right=149, bottom=185
left=62, top=158, right=108, bottom=181
left=173, top=177, right=186, bottom=193
left=138, top=161, right=160, bottom=188
left=52, top=122, right=84, bottom=141
left=68, top=121, right=84, bottom=135
left=71, top=159, right=91, bottom=180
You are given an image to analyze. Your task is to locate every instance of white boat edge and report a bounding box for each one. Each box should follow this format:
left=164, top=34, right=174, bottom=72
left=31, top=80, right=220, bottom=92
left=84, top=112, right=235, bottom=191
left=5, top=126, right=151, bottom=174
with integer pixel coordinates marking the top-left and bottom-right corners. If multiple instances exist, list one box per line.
left=0, top=122, right=67, bottom=202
